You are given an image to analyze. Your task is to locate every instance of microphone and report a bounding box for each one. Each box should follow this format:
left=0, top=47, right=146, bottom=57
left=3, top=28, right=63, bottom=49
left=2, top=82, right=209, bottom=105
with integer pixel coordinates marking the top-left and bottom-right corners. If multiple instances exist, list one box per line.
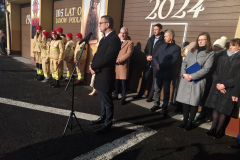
left=78, top=32, right=93, bottom=45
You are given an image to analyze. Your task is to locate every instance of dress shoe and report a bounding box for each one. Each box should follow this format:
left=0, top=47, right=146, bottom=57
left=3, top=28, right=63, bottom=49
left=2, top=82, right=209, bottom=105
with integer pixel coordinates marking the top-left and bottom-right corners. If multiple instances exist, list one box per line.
left=52, top=80, right=60, bottom=88
left=74, top=80, right=84, bottom=85
left=184, top=121, right=193, bottom=131
left=37, top=75, right=45, bottom=81
left=96, top=125, right=111, bottom=134
left=132, top=94, right=142, bottom=99
left=159, top=109, right=168, bottom=117
left=120, top=99, right=126, bottom=105
left=91, top=117, right=105, bottom=125
left=112, top=96, right=118, bottom=100
left=35, top=73, right=39, bottom=77
left=228, top=142, right=240, bottom=149
left=197, top=112, right=206, bottom=120
left=146, top=97, right=153, bottom=102
left=178, top=120, right=188, bottom=128
left=206, top=127, right=216, bottom=136
left=213, top=130, right=224, bottom=139
left=150, top=105, right=161, bottom=112
left=49, top=80, right=56, bottom=87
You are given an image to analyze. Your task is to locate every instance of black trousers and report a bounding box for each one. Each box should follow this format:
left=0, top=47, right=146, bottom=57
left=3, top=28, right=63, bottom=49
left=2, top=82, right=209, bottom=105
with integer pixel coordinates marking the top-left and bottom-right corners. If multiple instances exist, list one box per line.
left=97, top=90, right=114, bottom=127
left=153, top=78, right=171, bottom=109
left=0, top=43, right=6, bottom=53
left=138, top=65, right=154, bottom=98
left=113, top=79, right=127, bottom=100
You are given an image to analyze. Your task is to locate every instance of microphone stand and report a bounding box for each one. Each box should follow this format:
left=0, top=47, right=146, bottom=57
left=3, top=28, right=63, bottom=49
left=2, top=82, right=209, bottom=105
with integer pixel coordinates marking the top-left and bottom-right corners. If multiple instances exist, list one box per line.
left=62, top=35, right=91, bottom=137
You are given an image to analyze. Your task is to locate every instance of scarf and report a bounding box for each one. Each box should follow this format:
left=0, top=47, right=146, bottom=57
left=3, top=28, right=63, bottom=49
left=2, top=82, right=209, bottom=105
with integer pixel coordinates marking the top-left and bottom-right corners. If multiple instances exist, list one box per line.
left=197, top=46, right=206, bottom=53
left=227, top=49, right=239, bottom=57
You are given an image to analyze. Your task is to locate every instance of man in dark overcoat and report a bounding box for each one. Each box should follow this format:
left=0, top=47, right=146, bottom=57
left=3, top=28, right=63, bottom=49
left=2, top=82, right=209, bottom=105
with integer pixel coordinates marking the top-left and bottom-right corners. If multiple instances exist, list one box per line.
left=152, top=30, right=181, bottom=116
left=89, top=15, right=121, bottom=134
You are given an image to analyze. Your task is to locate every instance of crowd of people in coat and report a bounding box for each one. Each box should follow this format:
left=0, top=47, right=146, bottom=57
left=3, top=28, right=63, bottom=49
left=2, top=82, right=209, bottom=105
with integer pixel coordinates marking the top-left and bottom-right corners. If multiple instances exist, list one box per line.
left=129, top=24, right=240, bottom=149
left=88, top=18, right=240, bottom=149
left=7, top=14, right=240, bottom=148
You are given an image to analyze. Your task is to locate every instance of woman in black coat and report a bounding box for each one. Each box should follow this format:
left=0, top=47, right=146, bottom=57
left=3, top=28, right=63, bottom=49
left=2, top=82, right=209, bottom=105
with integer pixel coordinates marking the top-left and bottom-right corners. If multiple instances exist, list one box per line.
left=205, top=38, right=240, bottom=138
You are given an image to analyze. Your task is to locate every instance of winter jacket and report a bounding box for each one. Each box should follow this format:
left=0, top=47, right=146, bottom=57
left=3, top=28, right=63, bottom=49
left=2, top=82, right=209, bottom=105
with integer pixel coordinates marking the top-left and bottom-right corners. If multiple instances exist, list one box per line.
left=74, top=41, right=88, bottom=61
left=176, top=49, right=215, bottom=106
left=152, top=41, right=181, bottom=80
left=41, top=40, right=51, bottom=60
left=206, top=50, right=240, bottom=115
left=49, top=36, right=64, bottom=61
left=65, top=40, right=75, bottom=59
left=145, top=32, right=165, bottom=66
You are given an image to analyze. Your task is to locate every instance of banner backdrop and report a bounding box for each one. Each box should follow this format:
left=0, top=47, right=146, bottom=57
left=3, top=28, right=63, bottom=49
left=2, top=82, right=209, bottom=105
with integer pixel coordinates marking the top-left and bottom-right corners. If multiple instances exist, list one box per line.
left=31, top=0, right=40, bottom=39
left=82, top=0, right=107, bottom=44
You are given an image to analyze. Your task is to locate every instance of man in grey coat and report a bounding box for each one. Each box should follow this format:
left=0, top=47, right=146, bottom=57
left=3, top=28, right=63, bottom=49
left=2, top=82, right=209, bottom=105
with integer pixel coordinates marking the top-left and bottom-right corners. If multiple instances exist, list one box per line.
left=152, top=30, right=181, bottom=116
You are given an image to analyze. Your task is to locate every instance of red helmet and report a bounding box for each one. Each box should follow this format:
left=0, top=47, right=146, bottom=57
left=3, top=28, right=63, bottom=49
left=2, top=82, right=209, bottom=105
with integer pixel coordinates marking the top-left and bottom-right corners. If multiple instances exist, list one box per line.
left=51, top=30, right=57, bottom=36
left=36, top=25, right=42, bottom=31
left=57, top=27, right=63, bottom=34
left=76, top=33, right=82, bottom=39
left=66, top=33, right=73, bottom=39
left=42, top=31, right=49, bottom=38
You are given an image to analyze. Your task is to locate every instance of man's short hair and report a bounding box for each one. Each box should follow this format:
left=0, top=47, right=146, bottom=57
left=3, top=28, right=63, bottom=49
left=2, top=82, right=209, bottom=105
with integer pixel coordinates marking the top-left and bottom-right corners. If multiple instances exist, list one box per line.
left=154, top=23, right=162, bottom=30
left=165, top=29, right=175, bottom=38
left=120, top=27, right=128, bottom=33
left=101, top=15, right=114, bottom=29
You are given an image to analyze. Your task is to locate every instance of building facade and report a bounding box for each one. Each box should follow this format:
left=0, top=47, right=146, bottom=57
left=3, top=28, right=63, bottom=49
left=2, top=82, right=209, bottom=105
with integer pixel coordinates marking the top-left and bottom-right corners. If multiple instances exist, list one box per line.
left=4, top=0, right=240, bottom=137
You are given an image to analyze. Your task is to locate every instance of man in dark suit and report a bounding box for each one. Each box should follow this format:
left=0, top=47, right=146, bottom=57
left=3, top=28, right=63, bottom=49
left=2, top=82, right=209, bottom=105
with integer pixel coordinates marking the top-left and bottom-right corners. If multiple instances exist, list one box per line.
left=152, top=30, right=181, bottom=116
left=132, top=24, right=165, bottom=104
left=89, top=15, right=121, bottom=134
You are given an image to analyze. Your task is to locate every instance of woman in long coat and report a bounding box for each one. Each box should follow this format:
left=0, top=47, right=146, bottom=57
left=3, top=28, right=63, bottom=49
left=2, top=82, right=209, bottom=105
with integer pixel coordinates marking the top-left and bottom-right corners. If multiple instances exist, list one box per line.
left=176, top=32, right=214, bottom=130
left=205, top=38, right=240, bottom=138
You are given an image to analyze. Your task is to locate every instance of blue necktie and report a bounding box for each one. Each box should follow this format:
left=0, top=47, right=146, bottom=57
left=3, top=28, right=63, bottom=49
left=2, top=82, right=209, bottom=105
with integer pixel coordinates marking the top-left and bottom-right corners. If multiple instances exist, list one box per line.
left=103, top=36, right=106, bottom=39
left=121, top=41, right=123, bottom=45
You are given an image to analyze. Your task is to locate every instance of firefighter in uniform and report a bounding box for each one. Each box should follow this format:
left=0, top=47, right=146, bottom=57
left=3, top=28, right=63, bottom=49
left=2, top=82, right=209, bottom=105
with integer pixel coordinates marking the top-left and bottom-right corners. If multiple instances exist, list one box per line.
left=57, top=27, right=67, bottom=80
left=33, top=25, right=44, bottom=81
left=74, top=33, right=88, bottom=85
left=64, top=33, right=76, bottom=81
left=41, top=31, right=51, bottom=83
left=49, top=30, right=64, bottom=88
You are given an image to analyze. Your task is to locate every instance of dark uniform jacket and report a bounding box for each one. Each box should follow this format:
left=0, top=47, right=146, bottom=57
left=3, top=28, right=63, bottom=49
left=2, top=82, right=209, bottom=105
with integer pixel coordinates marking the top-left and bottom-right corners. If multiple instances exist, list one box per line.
left=144, top=32, right=165, bottom=66
left=206, top=51, right=240, bottom=115
left=91, top=30, right=121, bottom=93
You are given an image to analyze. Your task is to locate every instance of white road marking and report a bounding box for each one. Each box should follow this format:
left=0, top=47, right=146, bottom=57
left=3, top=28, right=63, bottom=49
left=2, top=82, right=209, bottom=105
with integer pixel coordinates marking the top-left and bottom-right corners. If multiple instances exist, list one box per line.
left=0, top=97, right=157, bottom=160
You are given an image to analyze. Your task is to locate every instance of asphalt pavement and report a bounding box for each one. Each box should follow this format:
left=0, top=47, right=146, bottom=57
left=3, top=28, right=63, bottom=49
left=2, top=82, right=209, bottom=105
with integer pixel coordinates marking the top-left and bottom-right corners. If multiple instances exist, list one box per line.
left=0, top=55, right=240, bottom=160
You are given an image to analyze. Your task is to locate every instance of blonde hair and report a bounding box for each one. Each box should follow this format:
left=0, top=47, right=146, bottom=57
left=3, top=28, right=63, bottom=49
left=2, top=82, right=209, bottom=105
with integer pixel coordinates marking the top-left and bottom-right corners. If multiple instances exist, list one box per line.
left=42, top=35, right=47, bottom=48
left=35, top=31, right=42, bottom=43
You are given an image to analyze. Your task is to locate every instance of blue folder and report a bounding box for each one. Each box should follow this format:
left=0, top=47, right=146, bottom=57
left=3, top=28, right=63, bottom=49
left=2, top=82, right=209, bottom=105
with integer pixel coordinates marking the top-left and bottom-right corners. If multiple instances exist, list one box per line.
left=185, top=62, right=202, bottom=84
